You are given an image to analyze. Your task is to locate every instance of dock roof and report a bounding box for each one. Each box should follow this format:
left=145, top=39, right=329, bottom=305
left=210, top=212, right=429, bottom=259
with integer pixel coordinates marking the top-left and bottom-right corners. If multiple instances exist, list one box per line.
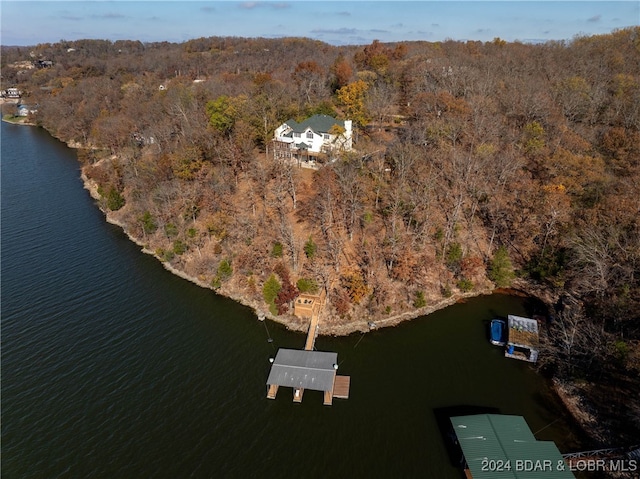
left=450, top=414, right=575, bottom=479
left=507, top=315, right=539, bottom=347
left=266, top=349, right=337, bottom=393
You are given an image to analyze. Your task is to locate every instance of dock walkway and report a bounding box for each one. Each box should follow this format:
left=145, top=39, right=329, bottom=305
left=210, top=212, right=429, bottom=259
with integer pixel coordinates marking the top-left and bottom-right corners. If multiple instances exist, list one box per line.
left=303, top=294, right=324, bottom=351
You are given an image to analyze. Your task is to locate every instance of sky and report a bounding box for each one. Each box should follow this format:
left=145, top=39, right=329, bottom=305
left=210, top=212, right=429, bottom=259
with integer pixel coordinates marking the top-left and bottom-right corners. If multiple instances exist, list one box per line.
left=1, top=1, right=638, bottom=46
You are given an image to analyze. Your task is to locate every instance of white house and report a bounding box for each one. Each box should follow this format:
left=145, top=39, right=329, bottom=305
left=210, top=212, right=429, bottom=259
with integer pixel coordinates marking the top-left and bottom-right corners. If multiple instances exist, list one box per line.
left=17, top=104, right=37, bottom=117
left=274, top=114, right=352, bottom=158
left=1, top=87, right=22, bottom=99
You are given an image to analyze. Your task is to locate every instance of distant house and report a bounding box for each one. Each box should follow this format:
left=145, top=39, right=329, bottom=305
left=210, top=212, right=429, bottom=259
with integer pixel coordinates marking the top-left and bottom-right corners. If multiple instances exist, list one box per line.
left=131, top=132, right=155, bottom=146
left=273, top=114, right=352, bottom=164
left=17, top=104, right=37, bottom=117
left=1, top=87, right=22, bottom=99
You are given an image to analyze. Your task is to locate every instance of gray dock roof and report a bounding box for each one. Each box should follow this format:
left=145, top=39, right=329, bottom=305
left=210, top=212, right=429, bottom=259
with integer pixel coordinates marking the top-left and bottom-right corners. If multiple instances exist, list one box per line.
left=266, top=349, right=337, bottom=392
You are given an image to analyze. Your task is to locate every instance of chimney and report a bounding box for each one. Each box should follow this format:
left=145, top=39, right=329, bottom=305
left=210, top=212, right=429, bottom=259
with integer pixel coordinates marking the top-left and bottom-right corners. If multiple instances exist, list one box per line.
left=343, top=120, right=352, bottom=150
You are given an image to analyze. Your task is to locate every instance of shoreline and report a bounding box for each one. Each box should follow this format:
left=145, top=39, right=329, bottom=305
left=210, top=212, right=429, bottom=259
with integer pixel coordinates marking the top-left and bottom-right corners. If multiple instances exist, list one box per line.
left=4, top=118, right=518, bottom=334
left=2, top=115, right=37, bottom=126
left=80, top=159, right=543, bottom=337
left=25, top=122, right=558, bottom=336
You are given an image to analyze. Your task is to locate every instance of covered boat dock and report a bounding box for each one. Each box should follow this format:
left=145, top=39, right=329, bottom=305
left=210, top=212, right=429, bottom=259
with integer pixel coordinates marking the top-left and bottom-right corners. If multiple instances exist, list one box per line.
left=266, top=348, right=349, bottom=405
left=450, top=414, right=575, bottom=478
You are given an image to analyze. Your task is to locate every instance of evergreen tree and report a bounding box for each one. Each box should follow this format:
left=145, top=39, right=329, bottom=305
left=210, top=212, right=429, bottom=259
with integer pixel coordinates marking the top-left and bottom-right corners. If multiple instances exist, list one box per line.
left=489, top=246, right=515, bottom=288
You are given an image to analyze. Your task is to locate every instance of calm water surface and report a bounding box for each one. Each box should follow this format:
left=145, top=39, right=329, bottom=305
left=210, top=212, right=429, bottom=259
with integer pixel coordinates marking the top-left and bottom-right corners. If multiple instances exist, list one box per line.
left=1, top=121, right=581, bottom=478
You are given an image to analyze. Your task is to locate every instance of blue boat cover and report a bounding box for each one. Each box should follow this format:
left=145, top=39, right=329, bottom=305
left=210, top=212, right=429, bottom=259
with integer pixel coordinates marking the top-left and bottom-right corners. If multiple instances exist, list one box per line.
left=490, top=320, right=505, bottom=342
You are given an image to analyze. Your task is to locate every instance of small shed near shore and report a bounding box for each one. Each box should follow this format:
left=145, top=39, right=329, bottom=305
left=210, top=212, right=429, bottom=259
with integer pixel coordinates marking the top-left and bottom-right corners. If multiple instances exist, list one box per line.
left=293, top=290, right=325, bottom=319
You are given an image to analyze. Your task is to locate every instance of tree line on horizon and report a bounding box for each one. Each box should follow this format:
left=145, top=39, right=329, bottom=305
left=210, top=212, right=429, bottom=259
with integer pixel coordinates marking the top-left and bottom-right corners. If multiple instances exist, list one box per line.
left=2, top=30, right=639, bottom=442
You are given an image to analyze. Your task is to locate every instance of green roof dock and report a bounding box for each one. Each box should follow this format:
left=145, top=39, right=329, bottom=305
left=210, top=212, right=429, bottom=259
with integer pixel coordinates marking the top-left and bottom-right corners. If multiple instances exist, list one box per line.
left=450, top=414, right=575, bottom=479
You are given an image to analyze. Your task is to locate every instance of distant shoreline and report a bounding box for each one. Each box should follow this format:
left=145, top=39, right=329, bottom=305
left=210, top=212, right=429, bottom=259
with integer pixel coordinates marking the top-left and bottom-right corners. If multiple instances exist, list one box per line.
left=2, top=114, right=36, bottom=126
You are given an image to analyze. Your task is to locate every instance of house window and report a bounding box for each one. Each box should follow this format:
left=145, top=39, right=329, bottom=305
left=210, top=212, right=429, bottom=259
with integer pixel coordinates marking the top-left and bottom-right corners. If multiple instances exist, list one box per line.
left=306, top=131, right=314, bottom=139
left=323, top=134, right=330, bottom=140
left=293, top=132, right=301, bottom=138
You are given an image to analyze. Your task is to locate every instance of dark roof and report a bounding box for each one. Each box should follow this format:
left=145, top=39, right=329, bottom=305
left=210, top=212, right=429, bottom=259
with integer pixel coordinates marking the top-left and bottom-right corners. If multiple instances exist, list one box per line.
left=266, top=349, right=337, bottom=392
left=450, top=414, right=575, bottom=479
left=285, top=114, right=344, bottom=135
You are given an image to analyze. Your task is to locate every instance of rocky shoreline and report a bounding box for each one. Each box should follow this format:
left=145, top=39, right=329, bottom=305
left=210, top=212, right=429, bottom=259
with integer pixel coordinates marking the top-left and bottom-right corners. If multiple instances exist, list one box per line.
left=2, top=116, right=37, bottom=127
left=83, top=162, right=499, bottom=335
left=6, top=119, right=565, bottom=338
left=10, top=119, right=554, bottom=337
left=72, top=141, right=549, bottom=337
left=4, top=121, right=563, bottom=341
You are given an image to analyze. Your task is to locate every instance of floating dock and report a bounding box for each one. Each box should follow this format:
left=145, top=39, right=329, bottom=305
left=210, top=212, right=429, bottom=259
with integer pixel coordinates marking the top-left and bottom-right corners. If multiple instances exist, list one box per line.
left=505, top=315, right=540, bottom=363
left=332, top=375, right=350, bottom=399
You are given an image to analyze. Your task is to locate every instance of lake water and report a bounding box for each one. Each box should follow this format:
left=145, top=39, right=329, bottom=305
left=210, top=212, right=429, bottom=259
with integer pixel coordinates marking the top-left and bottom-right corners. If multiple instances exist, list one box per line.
left=1, top=121, right=583, bottom=478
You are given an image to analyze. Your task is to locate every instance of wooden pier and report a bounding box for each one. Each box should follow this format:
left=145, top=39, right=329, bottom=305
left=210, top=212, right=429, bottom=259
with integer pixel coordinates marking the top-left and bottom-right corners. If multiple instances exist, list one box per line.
left=265, top=349, right=351, bottom=405
left=299, top=290, right=324, bottom=351
left=304, top=308, right=320, bottom=351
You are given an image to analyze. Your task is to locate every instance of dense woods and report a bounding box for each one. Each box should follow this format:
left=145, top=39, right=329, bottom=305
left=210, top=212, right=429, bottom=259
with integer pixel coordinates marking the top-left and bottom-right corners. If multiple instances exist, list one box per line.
left=2, top=30, right=639, bottom=443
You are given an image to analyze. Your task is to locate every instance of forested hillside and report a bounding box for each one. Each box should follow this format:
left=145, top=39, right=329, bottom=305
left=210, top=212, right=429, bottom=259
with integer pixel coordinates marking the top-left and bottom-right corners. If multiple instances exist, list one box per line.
left=2, top=30, right=639, bottom=442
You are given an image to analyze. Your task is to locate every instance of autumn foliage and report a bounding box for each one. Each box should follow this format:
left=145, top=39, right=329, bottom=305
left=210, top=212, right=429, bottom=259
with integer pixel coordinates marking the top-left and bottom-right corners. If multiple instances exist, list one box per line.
left=3, top=34, right=639, bottom=424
